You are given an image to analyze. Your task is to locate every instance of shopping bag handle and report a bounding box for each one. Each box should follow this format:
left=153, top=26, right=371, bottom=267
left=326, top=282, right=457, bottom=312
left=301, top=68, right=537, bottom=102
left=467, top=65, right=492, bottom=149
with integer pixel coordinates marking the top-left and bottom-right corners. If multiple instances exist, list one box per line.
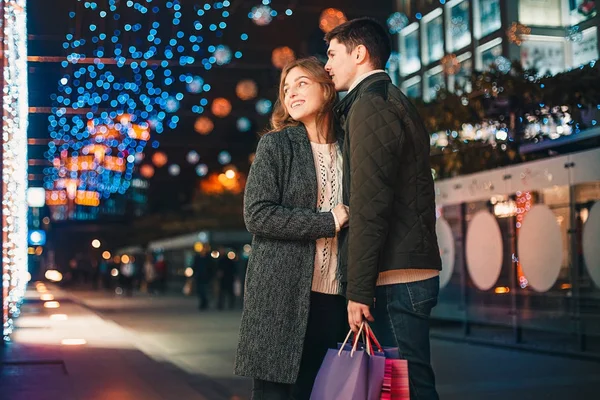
left=338, top=322, right=366, bottom=357
left=363, top=322, right=383, bottom=354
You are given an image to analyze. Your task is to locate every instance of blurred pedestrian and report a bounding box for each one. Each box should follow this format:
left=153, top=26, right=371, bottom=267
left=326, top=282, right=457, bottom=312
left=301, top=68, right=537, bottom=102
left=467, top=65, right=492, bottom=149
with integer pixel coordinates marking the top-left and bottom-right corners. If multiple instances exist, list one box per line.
left=193, top=247, right=211, bottom=310
left=154, top=254, right=167, bottom=294
left=217, top=249, right=235, bottom=310
left=143, top=251, right=157, bottom=294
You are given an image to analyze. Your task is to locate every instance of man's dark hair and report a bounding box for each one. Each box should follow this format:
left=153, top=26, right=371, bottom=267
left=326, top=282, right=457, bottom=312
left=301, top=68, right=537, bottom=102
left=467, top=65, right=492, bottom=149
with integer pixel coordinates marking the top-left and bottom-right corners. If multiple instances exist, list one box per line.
left=324, top=17, right=391, bottom=70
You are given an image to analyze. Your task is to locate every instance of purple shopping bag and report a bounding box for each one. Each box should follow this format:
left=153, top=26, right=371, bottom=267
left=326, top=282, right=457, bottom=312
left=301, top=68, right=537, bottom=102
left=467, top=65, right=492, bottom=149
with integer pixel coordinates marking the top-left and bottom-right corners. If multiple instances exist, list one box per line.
left=310, top=323, right=385, bottom=400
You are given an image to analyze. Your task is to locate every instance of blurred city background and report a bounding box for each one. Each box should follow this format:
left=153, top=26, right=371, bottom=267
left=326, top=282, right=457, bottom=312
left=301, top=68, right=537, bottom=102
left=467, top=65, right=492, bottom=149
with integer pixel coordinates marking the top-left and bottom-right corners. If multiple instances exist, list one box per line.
left=1, top=0, right=600, bottom=399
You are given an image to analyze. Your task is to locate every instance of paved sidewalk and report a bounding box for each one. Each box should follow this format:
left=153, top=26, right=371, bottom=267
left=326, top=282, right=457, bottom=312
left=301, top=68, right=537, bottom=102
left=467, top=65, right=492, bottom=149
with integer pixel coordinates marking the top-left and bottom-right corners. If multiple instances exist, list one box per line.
left=0, top=283, right=208, bottom=400
left=69, top=288, right=600, bottom=400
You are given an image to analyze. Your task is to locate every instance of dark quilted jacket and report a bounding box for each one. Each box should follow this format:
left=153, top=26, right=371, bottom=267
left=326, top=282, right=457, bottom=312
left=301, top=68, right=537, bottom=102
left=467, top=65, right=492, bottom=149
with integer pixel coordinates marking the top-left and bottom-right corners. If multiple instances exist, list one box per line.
left=334, top=72, right=441, bottom=306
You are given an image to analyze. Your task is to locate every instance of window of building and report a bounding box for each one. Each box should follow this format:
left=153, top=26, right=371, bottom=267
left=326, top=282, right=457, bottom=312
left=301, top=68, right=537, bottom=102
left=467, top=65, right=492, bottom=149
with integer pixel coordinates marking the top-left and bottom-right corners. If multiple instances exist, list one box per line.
left=421, top=9, right=444, bottom=66
left=446, top=0, right=471, bottom=52
left=424, top=65, right=445, bottom=102
left=567, top=0, right=597, bottom=25
left=399, top=23, right=421, bottom=76
left=476, top=37, right=503, bottom=71
left=570, top=27, right=599, bottom=68
left=520, top=35, right=567, bottom=76
left=519, top=0, right=563, bottom=27
left=449, top=52, right=473, bottom=94
left=474, top=0, right=501, bottom=38
left=402, top=76, right=422, bottom=99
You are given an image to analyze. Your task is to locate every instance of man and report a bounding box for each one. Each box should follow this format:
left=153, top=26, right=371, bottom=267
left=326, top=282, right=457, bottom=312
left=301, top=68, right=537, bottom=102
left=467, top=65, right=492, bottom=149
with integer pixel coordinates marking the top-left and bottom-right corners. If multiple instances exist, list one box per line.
left=325, top=18, right=442, bottom=400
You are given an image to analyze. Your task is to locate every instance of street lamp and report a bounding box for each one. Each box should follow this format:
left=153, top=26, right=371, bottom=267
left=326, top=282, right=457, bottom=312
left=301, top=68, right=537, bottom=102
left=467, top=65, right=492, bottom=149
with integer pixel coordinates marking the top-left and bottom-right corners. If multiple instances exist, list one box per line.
left=91, top=239, right=101, bottom=249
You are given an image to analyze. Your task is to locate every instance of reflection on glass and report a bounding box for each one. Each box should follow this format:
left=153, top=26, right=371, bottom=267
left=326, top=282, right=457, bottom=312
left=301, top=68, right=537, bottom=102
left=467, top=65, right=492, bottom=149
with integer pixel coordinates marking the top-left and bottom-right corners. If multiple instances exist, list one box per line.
left=400, top=27, right=421, bottom=76
left=568, top=0, right=596, bottom=25
left=448, top=1, right=471, bottom=52
left=425, top=69, right=445, bottom=102
left=426, top=15, right=444, bottom=64
left=481, top=43, right=503, bottom=71
left=404, top=82, right=421, bottom=99
left=478, top=0, right=501, bottom=38
left=453, top=58, right=473, bottom=94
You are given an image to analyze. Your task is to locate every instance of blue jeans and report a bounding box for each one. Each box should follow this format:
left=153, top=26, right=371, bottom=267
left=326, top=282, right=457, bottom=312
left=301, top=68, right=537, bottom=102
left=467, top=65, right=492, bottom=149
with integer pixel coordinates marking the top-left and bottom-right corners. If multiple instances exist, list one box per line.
left=371, top=276, right=440, bottom=400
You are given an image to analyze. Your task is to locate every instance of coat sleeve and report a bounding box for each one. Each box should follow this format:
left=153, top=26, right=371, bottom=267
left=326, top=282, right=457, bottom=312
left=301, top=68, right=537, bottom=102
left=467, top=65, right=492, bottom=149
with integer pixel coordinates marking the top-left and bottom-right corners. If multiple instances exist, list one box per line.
left=346, top=96, right=403, bottom=306
left=244, top=133, right=337, bottom=241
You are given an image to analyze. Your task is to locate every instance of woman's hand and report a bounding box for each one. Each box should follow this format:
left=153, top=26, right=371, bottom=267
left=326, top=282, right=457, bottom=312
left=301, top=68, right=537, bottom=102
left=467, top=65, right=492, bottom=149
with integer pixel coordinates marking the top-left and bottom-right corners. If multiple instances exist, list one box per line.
left=332, top=204, right=349, bottom=228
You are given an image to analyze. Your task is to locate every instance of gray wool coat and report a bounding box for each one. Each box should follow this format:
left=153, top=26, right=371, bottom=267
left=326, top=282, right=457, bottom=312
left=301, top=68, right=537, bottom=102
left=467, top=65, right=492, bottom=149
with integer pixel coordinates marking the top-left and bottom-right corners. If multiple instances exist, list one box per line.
left=234, top=125, right=343, bottom=384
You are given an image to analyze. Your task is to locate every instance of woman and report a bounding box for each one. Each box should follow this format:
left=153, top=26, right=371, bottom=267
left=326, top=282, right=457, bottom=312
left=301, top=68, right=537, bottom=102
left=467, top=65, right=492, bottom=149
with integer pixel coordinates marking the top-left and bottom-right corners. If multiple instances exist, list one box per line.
left=234, top=57, right=349, bottom=399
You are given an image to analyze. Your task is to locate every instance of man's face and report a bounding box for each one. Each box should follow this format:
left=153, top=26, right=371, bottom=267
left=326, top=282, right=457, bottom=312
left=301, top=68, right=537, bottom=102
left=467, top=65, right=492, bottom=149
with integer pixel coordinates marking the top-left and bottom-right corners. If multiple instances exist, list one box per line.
left=325, top=39, right=359, bottom=92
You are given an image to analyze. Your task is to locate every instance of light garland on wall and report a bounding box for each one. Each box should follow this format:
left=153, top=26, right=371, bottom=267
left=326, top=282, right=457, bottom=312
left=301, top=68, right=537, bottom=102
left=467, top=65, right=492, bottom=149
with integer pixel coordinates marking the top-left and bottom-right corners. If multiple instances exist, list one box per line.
left=2, top=0, right=29, bottom=342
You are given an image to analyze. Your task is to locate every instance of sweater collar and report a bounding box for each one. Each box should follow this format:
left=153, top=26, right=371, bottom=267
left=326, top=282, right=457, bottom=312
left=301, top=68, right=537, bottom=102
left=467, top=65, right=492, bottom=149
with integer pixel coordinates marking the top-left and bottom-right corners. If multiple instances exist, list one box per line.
left=334, top=72, right=391, bottom=119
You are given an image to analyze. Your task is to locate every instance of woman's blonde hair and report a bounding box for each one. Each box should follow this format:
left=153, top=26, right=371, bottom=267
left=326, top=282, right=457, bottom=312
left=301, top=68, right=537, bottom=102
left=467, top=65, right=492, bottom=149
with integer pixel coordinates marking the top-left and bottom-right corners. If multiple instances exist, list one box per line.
left=267, top=57, right=337, bottom=138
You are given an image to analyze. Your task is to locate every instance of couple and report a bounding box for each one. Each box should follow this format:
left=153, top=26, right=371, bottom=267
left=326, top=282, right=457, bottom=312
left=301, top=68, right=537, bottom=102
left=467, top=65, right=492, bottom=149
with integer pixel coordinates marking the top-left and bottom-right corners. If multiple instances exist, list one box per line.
left=235, top=18, right=442, bottom=400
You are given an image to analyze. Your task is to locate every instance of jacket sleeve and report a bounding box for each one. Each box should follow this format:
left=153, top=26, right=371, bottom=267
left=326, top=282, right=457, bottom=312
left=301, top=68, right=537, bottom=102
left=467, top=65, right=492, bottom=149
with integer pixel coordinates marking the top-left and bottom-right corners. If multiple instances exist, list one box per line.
left=244, top=133, right=337, bottom=241
left=346, top=96, right=403, bottom=306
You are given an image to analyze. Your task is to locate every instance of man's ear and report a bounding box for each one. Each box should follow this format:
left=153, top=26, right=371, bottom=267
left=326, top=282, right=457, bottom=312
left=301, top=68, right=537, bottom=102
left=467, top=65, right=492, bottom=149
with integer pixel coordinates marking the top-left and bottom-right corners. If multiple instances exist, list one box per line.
left=354, top=44, right=368, bottom=65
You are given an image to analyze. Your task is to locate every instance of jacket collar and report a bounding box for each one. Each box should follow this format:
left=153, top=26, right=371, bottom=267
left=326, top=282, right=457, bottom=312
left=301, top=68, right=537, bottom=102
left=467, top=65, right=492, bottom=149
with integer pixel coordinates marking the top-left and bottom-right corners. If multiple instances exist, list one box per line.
left=334, top=72, right=391, bottom=119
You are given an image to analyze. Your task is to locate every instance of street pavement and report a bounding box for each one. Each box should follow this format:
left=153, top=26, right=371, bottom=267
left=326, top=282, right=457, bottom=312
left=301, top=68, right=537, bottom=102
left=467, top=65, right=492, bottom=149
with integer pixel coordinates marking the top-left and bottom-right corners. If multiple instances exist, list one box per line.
left=65, top=288, right=600, bottom=400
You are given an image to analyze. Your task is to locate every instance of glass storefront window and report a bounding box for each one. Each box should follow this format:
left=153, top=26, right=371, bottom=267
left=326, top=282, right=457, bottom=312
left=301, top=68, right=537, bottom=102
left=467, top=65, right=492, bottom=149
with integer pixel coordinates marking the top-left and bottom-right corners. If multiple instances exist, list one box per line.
left=475, top=0, right=501, bottom=38
left=399, top=23, right=421, bottom=76
left=567, top=0, right=597, bottom=25
left=424, top=66, right=445, bottom=102
left=477, top=38, right=503, bottom=71
left=520, top=36, right=566, bottom=76
left=402, top=76, right=422, bottom=99
left=422, top=9, right=444, bottom=65
left=571, top=27, right=599, bottom=68
left=446, top=0, right=471, bottom=52
left=519, top=0, right=562, bottom=27
left=450, top=53, right=473, bottom=95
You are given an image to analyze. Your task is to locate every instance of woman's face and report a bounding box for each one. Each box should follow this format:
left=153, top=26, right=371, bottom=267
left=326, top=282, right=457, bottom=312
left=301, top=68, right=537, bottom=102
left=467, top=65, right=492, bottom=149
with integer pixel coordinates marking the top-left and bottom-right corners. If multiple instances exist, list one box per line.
left=283, top=67, right=325, bottom=125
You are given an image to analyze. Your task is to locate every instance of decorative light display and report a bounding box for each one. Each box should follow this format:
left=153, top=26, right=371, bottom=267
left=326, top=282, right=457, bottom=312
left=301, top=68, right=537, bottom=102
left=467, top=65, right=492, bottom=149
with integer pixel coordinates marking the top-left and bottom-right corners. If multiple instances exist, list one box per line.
left=186, top=150, right=200, bottom=164
left=168, top=164, right=181, bottom=176
left=151, top=151, right=168, bottom=168
left=237, top=117, right=252, bottom=132
left=211, top=97, right=232, bottom=118
left=386, top=12, right=409, bottom=34
left=256, top=98, right=273, bottom=115
left=45, top=0, right=246, bottom=206
left=441, top=54, right=461, bottom=75
left=196, top=163, right=209, bottom=177
left=218, top=150, right=232, bottom=165
left=271, top=46, right=296, bottom=69
left=494, top=56, right=512, bottom=74
left=250, top=4, right=274, bottom=26
left=140, top=164, right=155, bottom=178
left=186, top=76, right=205, bottom=94
left=565, top=25, right=583, bottom=42
left=212, top=44, right=232, bottom=66
left=2, top=0, right=29, bottom=342
left=236, top=79, right=258, bottom=100
left=319, top=8, right=347, bottom=33
left=194, top=116, right=214, bottom=135
left=506, top=22, right=531, bottom=46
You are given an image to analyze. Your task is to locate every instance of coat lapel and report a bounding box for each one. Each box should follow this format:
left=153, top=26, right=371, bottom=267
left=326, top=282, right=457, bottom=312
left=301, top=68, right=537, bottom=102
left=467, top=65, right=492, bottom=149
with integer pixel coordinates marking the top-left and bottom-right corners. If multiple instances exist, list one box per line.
left=286, top=125, right=318, bottom=210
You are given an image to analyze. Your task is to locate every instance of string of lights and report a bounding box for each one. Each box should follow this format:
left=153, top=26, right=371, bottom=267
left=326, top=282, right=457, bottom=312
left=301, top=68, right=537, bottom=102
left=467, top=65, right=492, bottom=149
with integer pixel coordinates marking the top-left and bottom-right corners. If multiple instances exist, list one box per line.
left=2, top=0, right=29, bottom=342
left=44, top=0, right=289, bottom=213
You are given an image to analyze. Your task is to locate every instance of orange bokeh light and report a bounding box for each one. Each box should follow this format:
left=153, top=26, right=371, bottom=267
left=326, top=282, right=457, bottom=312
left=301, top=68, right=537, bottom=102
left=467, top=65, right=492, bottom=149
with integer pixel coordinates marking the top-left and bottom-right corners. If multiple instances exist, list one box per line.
left=271, top=46, right=296, bottom=69
left=211, top=98, right=232, bottom=118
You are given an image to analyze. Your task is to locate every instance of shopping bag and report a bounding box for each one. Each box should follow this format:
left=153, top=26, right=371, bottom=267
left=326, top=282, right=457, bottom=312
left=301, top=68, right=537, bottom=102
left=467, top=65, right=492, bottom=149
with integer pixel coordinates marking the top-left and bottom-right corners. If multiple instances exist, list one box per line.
left=310, top=323, right=385, bottom=400
left=364, top=325, right=410, bottom=400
